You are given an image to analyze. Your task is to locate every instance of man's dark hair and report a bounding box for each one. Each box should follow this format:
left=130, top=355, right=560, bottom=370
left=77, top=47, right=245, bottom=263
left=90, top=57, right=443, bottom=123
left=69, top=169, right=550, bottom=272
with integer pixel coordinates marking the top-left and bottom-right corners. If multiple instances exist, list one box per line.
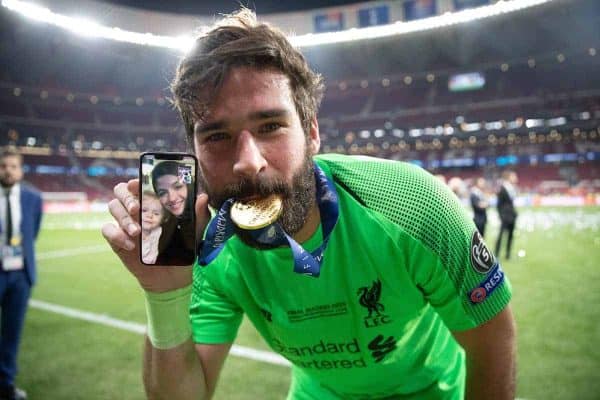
left=170, top=8, right=325, bottom=145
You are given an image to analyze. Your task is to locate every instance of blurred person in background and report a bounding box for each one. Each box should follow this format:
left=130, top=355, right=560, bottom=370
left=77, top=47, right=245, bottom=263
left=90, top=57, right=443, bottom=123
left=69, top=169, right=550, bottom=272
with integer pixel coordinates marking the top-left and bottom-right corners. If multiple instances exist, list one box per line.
left=470, top=177, right=489, bottom=237
left=495, top=171, right=519, bottom=260
left=0, top=149, right=43, bottom=400
left=447, top=176, right=466, bottom=200
left=102, top=9, right=516, bottom=400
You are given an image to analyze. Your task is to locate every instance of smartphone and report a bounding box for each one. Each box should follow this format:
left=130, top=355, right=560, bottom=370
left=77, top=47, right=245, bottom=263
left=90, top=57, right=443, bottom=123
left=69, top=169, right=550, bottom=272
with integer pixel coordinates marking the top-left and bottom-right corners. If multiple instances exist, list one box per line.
left=139, top=152, right=198, bottom=266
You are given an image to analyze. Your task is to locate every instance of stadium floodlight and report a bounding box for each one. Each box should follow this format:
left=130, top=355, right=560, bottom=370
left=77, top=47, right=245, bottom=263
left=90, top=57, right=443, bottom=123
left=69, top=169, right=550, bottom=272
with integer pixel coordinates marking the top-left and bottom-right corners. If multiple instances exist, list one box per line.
left=1, top=0, right=195, bottom=51
left=525, top=118, right=544, bottom=128
left=547, top=117, right=567, bottom=127
left=485, top=121, right=504, bottom=130
left=290, top=0, right=555, bottom=47
left=2, top=0, right=555, bottom=51
left=461, top=122, right=482, bottom=132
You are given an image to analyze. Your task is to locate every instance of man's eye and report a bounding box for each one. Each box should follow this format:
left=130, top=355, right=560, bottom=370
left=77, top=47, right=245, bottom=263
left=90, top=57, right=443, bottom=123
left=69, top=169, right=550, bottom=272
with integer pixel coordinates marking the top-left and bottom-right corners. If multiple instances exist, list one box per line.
left=204, top=132, right=228, bottom=142
left=259, top=122, right=282, bottom=134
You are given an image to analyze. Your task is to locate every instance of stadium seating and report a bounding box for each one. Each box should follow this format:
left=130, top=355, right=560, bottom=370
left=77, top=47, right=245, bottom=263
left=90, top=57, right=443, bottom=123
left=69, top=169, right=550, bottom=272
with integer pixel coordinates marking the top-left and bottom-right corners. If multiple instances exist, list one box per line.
left=0, top=1, right=598, bottom=200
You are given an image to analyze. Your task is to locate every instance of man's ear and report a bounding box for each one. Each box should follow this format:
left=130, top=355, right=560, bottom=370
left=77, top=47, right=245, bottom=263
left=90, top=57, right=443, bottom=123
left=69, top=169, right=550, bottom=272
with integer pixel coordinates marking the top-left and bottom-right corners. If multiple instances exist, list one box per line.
left=308, top=117, right=321, bottom=154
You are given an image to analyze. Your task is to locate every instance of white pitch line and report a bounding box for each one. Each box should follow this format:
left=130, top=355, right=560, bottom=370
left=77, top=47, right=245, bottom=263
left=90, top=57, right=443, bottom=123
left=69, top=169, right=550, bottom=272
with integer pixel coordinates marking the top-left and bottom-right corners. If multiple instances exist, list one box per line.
left=29, top=299, right=291, bottom=367
left=30, top=299, right=145, bottom=334
left=37, top=245, right=109, bottom=260
left=229, top=344, right=290, bottom=366
left=28, top=303, right=532, bottom=395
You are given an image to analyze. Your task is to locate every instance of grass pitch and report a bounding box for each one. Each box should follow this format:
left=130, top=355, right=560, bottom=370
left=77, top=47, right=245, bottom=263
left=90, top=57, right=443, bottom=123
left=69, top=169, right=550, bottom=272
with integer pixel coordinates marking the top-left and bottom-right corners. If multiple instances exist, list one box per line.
left=17, top=207, right=600, bottom=399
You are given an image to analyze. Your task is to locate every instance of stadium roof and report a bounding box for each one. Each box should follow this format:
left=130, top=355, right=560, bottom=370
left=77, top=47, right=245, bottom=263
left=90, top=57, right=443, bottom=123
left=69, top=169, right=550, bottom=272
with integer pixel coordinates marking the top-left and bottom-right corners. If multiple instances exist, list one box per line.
left=0, top=0, right=598, bottom=93
left=1, top=0, right=575, bottom=51
left=102, top=0, right=365, bottom=15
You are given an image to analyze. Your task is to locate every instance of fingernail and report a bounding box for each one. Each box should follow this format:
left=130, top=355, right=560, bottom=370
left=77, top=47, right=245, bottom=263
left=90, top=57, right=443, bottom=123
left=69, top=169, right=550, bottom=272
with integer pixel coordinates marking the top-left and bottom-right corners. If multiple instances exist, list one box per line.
left=126, top=198, right=137, bottom=212
left=124, top=240, right=135, bottom=251
left=128, top=224, right=138, bottom=235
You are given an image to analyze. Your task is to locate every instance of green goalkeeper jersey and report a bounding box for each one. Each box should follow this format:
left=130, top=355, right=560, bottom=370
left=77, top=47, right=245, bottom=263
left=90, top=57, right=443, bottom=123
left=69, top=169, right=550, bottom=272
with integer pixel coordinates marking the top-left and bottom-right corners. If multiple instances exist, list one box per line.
left=190, top=154, right=511, bottom=399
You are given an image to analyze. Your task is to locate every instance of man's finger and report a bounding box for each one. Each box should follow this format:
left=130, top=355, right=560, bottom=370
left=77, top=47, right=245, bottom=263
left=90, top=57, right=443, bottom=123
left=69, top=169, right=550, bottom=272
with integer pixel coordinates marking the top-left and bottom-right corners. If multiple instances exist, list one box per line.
left=101, top=222, right=136, bottom=252
left=108, top=198, right=140, bottom=237
left=114, top=181, right=139, bottom=214
left=127, top=179, right=140, bottom=197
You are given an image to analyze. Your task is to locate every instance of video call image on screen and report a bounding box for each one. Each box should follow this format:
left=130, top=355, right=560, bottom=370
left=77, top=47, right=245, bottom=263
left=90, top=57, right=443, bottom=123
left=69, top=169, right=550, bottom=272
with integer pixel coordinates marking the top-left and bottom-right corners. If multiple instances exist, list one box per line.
left=140, top=154, right=197, bottom=266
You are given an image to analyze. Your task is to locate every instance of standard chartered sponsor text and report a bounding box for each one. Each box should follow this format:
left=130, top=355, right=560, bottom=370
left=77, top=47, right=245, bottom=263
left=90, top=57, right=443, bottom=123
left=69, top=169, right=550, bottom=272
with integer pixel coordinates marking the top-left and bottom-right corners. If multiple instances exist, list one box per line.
left=271, top=338, right=367, bottom=369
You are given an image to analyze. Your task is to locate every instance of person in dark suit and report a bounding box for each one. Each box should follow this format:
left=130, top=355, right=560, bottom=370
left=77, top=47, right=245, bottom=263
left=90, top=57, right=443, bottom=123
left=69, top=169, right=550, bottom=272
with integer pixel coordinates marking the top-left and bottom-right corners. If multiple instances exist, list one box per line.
left=0, top=149, right=43, bottom=400
left=495, top=171, right=518, bottom=260
left=470, top=177, right=489, bottom=237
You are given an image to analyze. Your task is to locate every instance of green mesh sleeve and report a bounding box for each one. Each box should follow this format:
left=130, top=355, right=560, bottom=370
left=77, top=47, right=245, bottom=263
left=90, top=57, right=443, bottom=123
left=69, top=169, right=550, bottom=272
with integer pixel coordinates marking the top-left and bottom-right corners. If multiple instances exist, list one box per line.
left=190, top=263, right=244, bottom=343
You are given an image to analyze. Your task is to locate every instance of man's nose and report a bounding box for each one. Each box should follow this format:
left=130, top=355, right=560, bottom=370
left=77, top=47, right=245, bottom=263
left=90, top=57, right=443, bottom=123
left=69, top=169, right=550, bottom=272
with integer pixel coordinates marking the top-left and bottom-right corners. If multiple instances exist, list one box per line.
left=233, top=130, right=267, bottom=179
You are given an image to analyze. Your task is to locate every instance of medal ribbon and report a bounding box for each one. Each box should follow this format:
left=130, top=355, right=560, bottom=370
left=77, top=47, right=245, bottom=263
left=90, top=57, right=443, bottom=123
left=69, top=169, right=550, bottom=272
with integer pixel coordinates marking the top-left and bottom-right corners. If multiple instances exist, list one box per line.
left=197, top=164, right=339, bottom=277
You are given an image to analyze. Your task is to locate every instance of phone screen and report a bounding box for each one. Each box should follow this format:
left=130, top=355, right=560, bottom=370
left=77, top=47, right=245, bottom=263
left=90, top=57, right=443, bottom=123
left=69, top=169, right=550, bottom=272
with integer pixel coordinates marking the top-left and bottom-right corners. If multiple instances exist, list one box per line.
left=139, top=153, right=197, bottom=266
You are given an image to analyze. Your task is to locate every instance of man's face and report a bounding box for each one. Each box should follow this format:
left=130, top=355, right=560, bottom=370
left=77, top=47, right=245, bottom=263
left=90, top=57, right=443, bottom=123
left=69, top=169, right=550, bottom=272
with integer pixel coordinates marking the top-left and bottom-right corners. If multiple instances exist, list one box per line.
left=0, top=155, right=23, bottom=187
left=193, top=67, right=321, bottom=237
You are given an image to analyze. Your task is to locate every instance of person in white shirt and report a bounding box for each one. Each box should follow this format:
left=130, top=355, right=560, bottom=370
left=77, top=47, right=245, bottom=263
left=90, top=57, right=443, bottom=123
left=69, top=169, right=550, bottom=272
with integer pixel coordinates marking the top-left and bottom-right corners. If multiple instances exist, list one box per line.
left=0, top=148, right=43, bottom=400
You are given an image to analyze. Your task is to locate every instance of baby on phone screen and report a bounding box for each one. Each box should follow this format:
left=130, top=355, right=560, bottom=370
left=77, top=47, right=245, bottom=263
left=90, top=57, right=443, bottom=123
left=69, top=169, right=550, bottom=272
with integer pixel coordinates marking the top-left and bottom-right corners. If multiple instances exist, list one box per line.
left=141, top=191, right=165, bottom=264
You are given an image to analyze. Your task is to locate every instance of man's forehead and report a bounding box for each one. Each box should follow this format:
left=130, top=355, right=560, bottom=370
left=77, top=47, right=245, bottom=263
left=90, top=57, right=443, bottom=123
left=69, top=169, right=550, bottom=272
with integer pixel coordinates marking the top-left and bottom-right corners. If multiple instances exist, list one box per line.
left=198, top=68, right=293, bottom=124
left=0, top=155, right=21, bottom=165
left=223, top=66, right=290, bottom=89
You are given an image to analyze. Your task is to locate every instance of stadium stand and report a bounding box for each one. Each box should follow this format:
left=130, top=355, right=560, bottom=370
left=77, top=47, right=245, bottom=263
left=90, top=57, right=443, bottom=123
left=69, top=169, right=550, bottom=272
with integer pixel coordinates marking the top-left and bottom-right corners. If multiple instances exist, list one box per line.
left=0, top=0, right=598, bottom=204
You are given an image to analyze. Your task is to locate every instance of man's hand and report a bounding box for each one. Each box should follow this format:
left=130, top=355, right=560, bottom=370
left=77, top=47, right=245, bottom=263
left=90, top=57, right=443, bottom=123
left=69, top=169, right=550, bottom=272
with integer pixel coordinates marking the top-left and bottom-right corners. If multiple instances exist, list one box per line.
left=101, top=179, right=211, bottom=292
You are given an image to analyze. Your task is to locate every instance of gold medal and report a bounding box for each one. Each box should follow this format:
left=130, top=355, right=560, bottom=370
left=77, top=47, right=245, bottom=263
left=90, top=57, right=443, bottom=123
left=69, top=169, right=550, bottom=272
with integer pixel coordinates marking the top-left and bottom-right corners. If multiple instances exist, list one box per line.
left=230, top=194, right=283, bottom=230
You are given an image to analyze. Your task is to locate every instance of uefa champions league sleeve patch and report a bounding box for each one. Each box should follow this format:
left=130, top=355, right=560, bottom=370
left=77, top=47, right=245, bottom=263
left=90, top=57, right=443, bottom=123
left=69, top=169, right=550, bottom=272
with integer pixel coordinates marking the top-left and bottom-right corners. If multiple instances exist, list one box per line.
left=469, top=264, right=504, bottom=304
left=468, top=231, right=505, bottom=304
left=470, top=231, right=496, bottom=274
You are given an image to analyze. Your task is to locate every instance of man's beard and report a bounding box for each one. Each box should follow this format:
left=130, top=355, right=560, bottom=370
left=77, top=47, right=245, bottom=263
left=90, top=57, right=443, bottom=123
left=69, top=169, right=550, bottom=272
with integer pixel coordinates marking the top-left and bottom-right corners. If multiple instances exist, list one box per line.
left=202, top=152, right=316, bottom=249
left=0, top=177, right=14, bottom=187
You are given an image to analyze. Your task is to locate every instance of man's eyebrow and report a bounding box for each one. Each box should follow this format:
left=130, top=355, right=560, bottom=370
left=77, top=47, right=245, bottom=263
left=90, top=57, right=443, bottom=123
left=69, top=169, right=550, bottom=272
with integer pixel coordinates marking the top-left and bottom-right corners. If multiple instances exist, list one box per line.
left=194, top=121, right=226, bottom=135
left=248, top=109, right=290, bottom=120
left=194, top=109, right=290, bottom=134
